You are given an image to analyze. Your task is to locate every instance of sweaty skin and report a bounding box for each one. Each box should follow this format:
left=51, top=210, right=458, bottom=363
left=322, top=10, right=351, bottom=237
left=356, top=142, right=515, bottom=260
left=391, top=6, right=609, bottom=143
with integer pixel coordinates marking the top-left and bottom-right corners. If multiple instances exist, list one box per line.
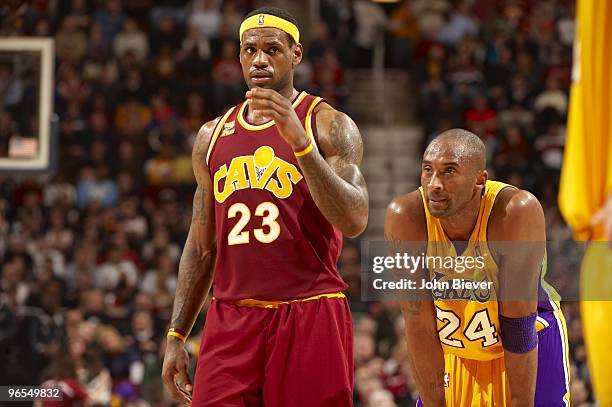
left=385, top=129, right=543, bottom=406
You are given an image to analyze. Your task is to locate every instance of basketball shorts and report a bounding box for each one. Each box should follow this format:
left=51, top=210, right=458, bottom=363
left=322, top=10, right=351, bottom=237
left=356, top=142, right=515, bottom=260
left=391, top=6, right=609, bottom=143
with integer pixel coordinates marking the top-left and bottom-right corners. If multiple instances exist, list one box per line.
left=581, top=242, right=612, bottom=406
left=417, top=309, right=570, bottom=406
left=191, top=294, right=354, bottom=407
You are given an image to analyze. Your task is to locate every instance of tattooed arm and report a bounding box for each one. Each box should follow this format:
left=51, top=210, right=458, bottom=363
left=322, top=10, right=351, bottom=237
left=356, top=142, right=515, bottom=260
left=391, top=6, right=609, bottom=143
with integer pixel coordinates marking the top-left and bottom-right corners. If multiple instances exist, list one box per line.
left=385, top=191, right=446, bottom=406
left=246, top=88, right=368, bottom=237
left=297, top=104, right=368, bottom=237
left=161, top=118, right=218, bottom=405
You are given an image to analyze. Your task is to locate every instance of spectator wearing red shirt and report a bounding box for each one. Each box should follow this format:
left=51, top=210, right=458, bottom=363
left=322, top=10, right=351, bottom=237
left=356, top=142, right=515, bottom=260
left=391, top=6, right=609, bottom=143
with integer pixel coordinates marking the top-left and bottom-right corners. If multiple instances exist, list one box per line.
left=38, top=356, right=88, bottom=407
left=465, top=94, right=497, bottom=138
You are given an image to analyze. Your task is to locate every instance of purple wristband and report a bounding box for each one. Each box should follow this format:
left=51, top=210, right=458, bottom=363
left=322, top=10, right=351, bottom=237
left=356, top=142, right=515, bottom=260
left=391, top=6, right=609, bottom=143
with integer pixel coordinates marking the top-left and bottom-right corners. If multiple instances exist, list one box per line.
left=499, top=312, right=538, bottom=353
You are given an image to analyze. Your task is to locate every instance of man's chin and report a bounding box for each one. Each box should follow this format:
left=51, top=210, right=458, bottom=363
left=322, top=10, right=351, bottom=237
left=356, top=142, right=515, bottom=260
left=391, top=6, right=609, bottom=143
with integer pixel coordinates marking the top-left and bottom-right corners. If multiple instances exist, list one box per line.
left=427, top=205, right=451, bottom=218
left=249, top=79, right=275, bottom=89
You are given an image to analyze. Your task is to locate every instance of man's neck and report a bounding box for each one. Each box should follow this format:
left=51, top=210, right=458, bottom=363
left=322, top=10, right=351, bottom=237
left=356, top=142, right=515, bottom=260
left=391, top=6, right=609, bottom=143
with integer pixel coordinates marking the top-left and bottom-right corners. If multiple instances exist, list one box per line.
left=277, top=85, right=297, bottom=100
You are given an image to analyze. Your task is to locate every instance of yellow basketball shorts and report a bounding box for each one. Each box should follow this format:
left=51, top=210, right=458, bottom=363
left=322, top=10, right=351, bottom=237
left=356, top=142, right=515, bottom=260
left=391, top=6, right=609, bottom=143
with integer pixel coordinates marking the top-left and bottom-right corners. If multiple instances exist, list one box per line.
left=416, top=310, right=570, bottom=406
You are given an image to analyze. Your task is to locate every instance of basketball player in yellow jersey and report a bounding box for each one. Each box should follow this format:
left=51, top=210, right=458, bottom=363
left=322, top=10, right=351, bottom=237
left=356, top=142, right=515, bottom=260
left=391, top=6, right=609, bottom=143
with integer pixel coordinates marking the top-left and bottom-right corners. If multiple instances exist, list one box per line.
left=558, top=0, right=612, bottom=404
left=386, top=129, right=570, bottom=406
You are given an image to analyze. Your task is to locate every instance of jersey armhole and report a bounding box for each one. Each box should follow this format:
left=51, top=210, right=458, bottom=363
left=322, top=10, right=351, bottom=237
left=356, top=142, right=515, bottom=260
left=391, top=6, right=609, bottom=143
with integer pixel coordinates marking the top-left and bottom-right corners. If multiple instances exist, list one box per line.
left=205, top=106, right=236, bottom=169
left=307, top=98, right=325, bottom=158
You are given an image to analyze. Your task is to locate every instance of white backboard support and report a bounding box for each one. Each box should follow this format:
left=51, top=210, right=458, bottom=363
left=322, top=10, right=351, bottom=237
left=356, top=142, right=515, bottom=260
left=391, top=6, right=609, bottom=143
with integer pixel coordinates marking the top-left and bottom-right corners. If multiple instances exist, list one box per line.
left=0, top=38, right=55, bottom=173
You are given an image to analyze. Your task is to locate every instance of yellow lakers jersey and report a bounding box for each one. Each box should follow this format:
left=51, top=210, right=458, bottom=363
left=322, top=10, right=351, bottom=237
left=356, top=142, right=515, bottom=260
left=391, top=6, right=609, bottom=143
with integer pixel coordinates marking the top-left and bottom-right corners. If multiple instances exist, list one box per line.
left=419, top=180, right=510, bottom=361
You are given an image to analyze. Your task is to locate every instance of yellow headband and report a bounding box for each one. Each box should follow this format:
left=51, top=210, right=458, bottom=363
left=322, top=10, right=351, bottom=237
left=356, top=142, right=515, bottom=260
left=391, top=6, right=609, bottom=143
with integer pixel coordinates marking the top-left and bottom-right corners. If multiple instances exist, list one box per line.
left=239, top=14, right=300, bottom=44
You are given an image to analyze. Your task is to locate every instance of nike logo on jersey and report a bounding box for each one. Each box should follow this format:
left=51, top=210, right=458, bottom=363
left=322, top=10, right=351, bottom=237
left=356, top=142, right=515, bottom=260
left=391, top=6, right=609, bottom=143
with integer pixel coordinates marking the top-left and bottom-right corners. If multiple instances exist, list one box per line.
left=214, top=146, right=303, bottom=203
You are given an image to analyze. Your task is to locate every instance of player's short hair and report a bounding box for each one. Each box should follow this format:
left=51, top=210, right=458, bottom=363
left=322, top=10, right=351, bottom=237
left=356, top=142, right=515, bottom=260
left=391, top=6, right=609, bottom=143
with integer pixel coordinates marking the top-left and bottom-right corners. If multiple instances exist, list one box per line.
left=244, top=7, right=299, bottom=47
left=427, top=128, right=487, bottom=171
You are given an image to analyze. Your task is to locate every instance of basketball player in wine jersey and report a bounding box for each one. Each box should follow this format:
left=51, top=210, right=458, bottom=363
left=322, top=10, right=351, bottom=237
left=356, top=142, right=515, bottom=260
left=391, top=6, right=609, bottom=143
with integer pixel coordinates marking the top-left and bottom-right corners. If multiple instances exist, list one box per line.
left=161, top=7, right=368, bottom=407
left=385, top=130, right=569, bottom=406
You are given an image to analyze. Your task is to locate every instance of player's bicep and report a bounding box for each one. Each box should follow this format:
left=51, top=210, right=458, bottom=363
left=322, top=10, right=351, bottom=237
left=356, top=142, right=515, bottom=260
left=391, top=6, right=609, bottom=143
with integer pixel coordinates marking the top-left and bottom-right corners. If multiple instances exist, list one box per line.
left=385, top=195, right=434, bottom=323
left=495, top=191, right=546, bottom=317
left=316, top=109, right=366, bottom=191
left=188, top=120, right=218, bottom=252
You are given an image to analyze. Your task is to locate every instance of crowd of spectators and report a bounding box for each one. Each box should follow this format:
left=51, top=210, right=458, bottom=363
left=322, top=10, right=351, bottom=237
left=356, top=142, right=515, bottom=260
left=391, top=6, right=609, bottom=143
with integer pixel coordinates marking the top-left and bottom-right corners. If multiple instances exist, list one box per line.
left=343, top=0, right=589, bottom=405
left=0, top=0, right=592, bottom=406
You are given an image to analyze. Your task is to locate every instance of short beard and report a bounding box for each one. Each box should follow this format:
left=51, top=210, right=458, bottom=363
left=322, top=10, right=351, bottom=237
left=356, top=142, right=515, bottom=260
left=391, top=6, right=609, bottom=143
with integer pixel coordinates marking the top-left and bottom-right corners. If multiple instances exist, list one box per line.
left=270, top=69, right=292, bottom=93
left=428, top=205, right=452, bottom=218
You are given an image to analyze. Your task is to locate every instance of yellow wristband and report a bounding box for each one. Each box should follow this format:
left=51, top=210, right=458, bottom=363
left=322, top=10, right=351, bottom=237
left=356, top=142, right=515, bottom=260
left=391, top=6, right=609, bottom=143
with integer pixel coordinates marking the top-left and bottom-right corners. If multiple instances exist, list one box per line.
left=167, top=330, right=186, bottom=342
left=294, top=141, right=314, bottom=157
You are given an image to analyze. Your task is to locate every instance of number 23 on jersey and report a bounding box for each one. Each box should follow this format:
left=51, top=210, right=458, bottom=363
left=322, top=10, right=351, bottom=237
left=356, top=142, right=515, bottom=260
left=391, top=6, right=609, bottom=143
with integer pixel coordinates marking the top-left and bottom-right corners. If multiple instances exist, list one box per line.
left=227, top=201, right=280, bottom=245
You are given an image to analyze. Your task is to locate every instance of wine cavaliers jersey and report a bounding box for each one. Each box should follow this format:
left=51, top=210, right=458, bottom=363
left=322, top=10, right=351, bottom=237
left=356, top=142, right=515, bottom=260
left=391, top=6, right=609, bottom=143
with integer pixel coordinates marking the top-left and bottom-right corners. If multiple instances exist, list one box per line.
left=205, top=91, right=348, bottom=301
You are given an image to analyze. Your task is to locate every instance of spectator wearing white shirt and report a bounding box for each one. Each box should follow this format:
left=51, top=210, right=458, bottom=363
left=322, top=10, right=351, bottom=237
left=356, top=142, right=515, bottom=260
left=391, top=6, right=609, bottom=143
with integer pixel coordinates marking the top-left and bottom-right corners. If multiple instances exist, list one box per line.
left=94, top=245, right=138, bottom=290
left=113, top=19, right=149, bottom=62
left=188, top=0, right=222, bottom=40
left=438, top=2, right=479, bottom=45
left=534, top=76, right=568, bottom=114
left=353, top=0, right=387, bottom=67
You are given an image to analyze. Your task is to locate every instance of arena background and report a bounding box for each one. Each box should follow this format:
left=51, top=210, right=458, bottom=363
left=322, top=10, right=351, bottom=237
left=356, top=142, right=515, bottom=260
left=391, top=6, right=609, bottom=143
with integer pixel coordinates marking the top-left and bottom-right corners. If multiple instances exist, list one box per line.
left=0, top=0, right=593, bottom=406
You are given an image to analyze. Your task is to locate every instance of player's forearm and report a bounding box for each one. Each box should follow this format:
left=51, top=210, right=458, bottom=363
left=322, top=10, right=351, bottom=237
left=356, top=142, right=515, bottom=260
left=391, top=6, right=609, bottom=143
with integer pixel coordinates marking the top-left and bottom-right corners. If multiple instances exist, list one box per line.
left=170, top=238, right=216, bottom=335
left=297, top=151, right=368, bottom=237
left=504, top=349, right=537, bottom=406
left=402, top=302, right=446, bottom=406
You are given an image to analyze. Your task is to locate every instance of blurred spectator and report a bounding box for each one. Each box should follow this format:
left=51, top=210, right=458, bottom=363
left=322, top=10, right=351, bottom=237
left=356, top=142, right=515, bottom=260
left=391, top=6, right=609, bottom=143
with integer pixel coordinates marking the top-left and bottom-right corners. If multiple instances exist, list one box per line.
left=150, top=16, right=183, bottom=56
left=179, top=24, right=212, bottom=62
left=494, top=125, right=530, bottom=176
left=189, top=0, right=222, bottom=40
left=388, top=1, right=419, bottom=69
left=65, top=0, right=91, bottom=32
left=55, top=16, right=88, bottom=64
left=465, top=94, right=496, bottom=138
left=93, top=0, right=126, bottom=43
left=534, top=123, right=565, bottom=171
left=38, top=355, right=88, bottom=407
left=437, top=2, right=478, bottom=45
left=94, top=244, right=138, bottom=291
left=412, top=0, right=449, bottom=40
left=76, top=166, right=119, bottom=209
left=114, top=19, right=149, bottom=62
left=352, top=0, right=387, bottom=67
left=534, top=76, right=568, bottom=115
left=212, top=40, right=244, bottom=111
left=218, top=0, right=244, bottom=39
left=181, top=92, right=209, bottom=139
left=87, top=22, right=112, bottom=59
left=312, top=48, right=346, bottom=108
left=115, top=97, right=152, bottom=138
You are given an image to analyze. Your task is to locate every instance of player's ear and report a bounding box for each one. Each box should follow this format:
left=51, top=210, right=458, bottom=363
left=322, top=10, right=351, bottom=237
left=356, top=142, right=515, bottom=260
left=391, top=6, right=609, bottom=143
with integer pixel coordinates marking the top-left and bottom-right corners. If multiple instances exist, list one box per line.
left=292, top=43, right=303, bottom=65
left=476, top=170, right=488, bottom=188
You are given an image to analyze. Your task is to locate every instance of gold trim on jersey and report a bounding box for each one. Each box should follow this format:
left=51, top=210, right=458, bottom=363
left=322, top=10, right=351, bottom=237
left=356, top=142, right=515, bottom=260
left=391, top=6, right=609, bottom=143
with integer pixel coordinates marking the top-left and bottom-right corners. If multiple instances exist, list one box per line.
left=419, top=180, right=512, bottom=245
left=549, top=298, right=572, bottom=405
left=206, top=106, right=237, bottom=166
left=212, top=292, right=346, bottom=308
left=237, top=91, right=308, bottom=131
left=305, top=96, right=323, bottom=152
